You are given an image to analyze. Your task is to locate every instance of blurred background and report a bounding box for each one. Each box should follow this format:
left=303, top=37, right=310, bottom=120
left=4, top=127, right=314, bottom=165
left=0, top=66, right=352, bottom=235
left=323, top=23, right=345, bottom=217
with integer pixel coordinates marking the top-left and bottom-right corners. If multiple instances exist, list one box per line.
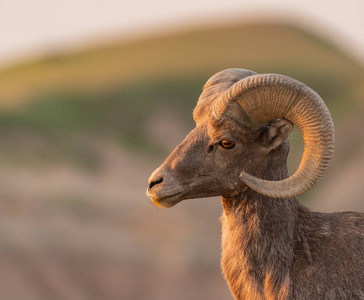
left=0, top=0, right=363, bottom=299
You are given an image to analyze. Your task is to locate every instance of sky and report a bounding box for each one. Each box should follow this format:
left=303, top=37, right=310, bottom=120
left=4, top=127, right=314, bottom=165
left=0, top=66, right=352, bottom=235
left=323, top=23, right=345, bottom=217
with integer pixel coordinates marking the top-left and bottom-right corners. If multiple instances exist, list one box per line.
left=0, top=0, right=363, bottom=69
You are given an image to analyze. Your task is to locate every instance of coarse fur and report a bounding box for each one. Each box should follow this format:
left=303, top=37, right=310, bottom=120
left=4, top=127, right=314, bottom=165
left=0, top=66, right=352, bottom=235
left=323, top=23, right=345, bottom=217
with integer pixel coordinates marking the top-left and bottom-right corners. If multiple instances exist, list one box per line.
left=147, top=70, right=364, bottom=299
left=220, top=139, right=364, bottom=299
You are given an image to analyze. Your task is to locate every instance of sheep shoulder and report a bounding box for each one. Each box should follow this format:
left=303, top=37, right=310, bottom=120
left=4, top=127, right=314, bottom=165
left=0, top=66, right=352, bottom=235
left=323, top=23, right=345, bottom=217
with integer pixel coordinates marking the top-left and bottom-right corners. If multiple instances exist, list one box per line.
left=221, top=200, right=364, bottom=299
left=291, top=210, right=364, bottom=299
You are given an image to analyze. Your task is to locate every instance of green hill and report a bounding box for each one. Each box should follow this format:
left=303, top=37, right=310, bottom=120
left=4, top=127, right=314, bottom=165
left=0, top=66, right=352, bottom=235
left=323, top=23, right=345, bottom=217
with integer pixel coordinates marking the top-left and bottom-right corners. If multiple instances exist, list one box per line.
left=0, top=22, right=363, bottom=166
left=1, top=22, right=363, bottom=106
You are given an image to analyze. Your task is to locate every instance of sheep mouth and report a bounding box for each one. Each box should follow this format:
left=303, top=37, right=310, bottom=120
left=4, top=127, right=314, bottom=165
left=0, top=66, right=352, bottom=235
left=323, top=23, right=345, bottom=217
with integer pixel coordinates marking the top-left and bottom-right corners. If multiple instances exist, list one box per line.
left=150, top=192, right=182, bottom=208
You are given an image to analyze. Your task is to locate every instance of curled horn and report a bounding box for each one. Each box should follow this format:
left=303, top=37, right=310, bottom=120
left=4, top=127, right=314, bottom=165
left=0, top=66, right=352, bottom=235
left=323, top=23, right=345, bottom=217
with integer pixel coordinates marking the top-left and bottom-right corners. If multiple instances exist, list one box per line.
left=212, top=73, right=334, bottom=198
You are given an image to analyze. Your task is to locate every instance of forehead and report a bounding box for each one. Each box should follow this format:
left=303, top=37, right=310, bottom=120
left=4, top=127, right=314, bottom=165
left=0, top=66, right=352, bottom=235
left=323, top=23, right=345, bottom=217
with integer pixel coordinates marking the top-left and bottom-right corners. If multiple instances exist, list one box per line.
left=202, top=116, right=252, bottom=142
left=192, top=99, right=212, bottom=125
left=193, top=81, right=233, bottom=124
left=192, top=81, right=254, bottom=140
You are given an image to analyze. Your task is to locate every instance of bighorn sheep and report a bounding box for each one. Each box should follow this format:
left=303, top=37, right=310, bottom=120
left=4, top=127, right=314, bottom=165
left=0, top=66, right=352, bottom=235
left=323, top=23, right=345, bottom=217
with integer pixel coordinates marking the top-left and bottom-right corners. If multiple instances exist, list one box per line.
left=147, top=69, right=364, bottom=299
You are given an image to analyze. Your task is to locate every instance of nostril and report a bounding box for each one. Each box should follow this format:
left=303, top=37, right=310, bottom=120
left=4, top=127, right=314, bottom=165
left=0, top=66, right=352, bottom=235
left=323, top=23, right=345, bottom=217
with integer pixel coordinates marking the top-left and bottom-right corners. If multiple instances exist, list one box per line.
left=149, top=177, right=163, bottom=189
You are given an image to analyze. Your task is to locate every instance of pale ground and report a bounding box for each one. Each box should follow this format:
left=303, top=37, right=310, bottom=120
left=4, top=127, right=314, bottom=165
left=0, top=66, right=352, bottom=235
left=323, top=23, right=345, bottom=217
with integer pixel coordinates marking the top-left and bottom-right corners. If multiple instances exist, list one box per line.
left=0, top=109, right=363, bottom=299
left=0, top=137, right=231, bottom=299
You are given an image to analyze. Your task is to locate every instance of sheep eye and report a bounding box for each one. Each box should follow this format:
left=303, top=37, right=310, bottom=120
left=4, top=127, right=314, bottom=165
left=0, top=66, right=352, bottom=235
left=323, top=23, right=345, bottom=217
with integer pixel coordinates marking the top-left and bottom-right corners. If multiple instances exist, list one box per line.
left=220, top=140, right=235, bottom=149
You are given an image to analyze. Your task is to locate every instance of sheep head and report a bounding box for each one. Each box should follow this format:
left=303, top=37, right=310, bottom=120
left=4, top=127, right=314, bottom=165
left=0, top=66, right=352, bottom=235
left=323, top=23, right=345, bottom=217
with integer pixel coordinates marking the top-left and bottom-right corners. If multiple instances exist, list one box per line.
left=147, top=69, right=334, bottom=208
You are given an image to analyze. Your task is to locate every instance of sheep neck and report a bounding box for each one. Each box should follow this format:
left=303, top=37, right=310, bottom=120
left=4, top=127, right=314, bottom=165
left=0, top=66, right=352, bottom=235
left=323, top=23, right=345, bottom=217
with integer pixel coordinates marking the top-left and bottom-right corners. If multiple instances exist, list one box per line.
left=221, top=157, right=300, bottom=299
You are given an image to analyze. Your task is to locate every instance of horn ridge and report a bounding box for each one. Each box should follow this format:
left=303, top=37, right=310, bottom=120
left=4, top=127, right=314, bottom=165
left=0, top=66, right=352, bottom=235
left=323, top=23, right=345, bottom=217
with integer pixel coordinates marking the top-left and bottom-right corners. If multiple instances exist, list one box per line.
left=213, top=73, right=334, bottom=198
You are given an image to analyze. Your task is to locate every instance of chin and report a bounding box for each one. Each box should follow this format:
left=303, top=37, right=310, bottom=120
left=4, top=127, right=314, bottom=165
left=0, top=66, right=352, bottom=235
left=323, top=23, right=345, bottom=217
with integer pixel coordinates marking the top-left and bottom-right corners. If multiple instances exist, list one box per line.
left=151, top=197, right=181, bottom=208
left=149, top=193, right=183, bottom=208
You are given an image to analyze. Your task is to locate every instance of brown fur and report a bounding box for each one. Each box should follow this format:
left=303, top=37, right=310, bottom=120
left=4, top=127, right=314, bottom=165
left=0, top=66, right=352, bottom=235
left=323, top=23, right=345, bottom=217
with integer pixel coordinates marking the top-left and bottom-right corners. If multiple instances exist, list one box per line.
left=147, top=71, right=364, bottom=299
left=220, top=146, right=364, bottom=299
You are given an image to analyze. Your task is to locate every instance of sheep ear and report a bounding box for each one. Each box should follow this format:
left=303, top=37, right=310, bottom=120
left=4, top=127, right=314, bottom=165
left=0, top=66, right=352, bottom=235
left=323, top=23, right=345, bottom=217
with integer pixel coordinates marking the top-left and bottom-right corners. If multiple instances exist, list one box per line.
left=259, top=119, right=293, bottom=152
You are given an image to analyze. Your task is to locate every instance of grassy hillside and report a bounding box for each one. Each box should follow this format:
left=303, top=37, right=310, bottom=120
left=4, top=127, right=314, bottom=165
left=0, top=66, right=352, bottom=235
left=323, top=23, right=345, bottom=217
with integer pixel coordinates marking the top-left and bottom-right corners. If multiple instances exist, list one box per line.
left=0, top=22, right=363, bottom=167
left=1, top=23, right=363, bottom=109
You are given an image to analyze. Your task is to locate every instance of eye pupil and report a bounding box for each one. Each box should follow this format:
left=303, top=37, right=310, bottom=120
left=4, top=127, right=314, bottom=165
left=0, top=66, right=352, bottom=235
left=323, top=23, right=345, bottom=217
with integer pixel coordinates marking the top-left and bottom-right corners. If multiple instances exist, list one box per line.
left=221, top=140, right=235, bottom=149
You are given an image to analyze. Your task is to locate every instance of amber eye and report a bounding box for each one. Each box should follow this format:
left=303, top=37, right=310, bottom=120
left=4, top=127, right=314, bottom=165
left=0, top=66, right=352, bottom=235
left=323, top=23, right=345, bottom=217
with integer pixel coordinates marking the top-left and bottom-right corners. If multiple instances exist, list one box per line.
left=220, top=140, right=235, bottom=149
